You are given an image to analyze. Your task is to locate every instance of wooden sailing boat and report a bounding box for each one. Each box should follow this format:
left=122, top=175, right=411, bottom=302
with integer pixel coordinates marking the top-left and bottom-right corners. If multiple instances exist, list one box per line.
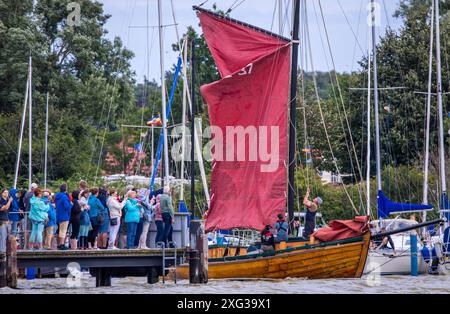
left=177, top=1, right=371, bottom=280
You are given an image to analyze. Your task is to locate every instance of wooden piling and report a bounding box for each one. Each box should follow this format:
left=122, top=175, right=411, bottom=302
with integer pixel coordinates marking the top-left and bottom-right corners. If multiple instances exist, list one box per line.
left=94, top=268, right=112, bottom=287
left=147, top=267, right=159, bottom=284
left=6, top=236, right=17, bottom=288
left=0, top=252, right=5, bottom=288
left=188, top=220, right=208, bottom=284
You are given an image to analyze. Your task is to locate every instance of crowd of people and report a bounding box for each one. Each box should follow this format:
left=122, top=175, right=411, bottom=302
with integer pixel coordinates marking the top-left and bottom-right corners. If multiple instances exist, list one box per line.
left=0, top=180, right=176, bottom=252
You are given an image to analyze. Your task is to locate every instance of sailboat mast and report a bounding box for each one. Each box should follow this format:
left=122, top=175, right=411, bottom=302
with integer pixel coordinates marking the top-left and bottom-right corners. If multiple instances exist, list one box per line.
left=180, top=36, right=188, bottom=201
left=158, top=0, right=170, bottom=187
left=28, top=56, right=33, bottom=190
left=435, top=0, right=447, bottom=218
left=366, top=26, right=372, bottom=217
left=191, top=38, right=196, bottom=216
left=279, top=0, right=283, bottom=35
left=371, top=0, right=381, bottom=193
left=423, top=1, right=434, bottom=212
left=44, top=92, right=49, bottom=190
left=14, top=59, right=31, bottom=189
left=288, top=0, right=300, bottom=232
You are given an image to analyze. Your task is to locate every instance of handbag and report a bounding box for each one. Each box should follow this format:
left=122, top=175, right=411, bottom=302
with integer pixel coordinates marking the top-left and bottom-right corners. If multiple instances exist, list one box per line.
left=110, top=217, right=118, bottom=226
left=97, top=212, right=105, bottom=225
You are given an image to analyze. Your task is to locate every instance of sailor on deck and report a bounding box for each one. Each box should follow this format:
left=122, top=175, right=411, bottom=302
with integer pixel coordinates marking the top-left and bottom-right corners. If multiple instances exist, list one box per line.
left=274, top=213, right=288, bottom=242
left=302, top=187, right=322, bottom=238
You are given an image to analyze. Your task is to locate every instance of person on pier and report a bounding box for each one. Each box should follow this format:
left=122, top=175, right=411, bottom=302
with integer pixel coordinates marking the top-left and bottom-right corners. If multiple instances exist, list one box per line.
left=137, top=194, right=154, bottom=249
left=88, top=188, right=106, bottom=249
left=55, top=184, right=72, bottom=250
left=124, top=190, right=142, bottom=249
left=97, top=186, right=110, bottom=249
left=0, top=189, right=12, bottom=253
left=70, top=191, right=82, bottom=250
left=23, top=183, right=38, bottom=248
left=107, top=188, right=128, bottom=249
left=78, top=190, right=91, bottom=250
left=42, top=190, right=56, bottom=250
left=8, top=188, right=21, bottom=238
left=29, top=188, right=49, bottom=250
left=153, top=194, right=164, bottom=246
left=160, top=186, right=175, bottom=248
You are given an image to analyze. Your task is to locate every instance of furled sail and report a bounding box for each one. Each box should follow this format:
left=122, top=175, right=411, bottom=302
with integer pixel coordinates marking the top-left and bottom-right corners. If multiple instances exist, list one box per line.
left=377, top=190, right=433, bottom=219
left=196, top=8, right=291, bottom=232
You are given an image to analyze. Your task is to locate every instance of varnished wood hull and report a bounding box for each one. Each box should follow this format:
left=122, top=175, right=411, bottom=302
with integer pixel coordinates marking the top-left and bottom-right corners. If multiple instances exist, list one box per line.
left=177, top=233, right=370, bottom=280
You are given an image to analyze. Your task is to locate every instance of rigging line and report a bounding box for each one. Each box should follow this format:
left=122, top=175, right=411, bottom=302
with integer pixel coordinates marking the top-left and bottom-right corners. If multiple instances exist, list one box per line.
left=198, top=0, right=210, bottom=8
left=228, top=0, right=247, bottom=13
left=170, top=0, right=183, bottom=52
left=88, top=0, right=137, bottom=179
left=381, top=0, right=421, bottom=170
left=305, top=6, right=359, bottom=215
left=318, top=0, right=365, bottom=187
left=313, top=0, right=365, bottom=208
left=299, top=0, right=310, bottom=190
left=137, top=5, right=156, bottom=175
left=336, top=0, right=365, bottom=56
left=283, top=0, right=292, bottom=35
left=270, top=0, right=278, bottom=32
left=227, top=0, right=240, bottom=13
left=350, top=0, right=365, bottom=73
left=0, top=134, right=29, bottom=170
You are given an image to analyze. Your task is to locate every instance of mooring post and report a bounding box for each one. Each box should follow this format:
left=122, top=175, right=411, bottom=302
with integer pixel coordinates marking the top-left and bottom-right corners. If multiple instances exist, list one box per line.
left=6, top=236, right=17, bottom=288
left=189, top=220, right=208, bottom=284
left=410, top=233, right=418, bottom=276
left=0, top=252, right=5, bottom=288
left=95, top=268, right=112, bottom=287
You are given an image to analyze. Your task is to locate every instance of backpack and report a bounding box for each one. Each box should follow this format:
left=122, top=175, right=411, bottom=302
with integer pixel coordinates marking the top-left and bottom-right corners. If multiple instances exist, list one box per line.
left=97, top=211, right=105, bottom=225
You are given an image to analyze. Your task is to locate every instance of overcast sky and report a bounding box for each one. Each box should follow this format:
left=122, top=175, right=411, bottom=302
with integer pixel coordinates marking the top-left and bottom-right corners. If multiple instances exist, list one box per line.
left=97, top=0, right=402, bottom=83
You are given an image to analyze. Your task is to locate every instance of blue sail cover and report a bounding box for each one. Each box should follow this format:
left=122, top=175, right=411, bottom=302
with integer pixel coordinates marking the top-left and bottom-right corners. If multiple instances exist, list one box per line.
left=440, top=193, right=450, bottom=221
left=377, top=190, right=433, bottom=219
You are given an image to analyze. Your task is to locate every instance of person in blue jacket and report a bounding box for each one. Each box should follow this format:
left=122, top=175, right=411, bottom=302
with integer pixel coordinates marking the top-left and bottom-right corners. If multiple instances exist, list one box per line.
left=88, top=188, right=106, bottom=249
left=8, top=188, right=21, bottom=237
left=124, top=190, right=142, bottom=249
left=55, top=184, right=72, bottom=250
left=42, top=191, right=56, bottom=250
left=29, top=188, right=49, bottom=250
left=97, top=187, right=110, bottom=249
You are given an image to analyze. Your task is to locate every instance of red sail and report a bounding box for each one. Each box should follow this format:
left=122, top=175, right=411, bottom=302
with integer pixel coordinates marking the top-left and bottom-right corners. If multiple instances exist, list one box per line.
left=198, top=11, right=289, bottom=77
left=198, top=10, right=291, bottom=232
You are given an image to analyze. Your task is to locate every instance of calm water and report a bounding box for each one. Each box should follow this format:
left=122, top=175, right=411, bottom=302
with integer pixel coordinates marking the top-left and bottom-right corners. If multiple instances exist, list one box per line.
left=1, top=273, right=450, bottom=294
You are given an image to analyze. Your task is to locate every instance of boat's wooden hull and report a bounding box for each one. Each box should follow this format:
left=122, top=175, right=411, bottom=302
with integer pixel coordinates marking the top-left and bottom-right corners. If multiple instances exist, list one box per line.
left=177, top=233, right=370, bottom=280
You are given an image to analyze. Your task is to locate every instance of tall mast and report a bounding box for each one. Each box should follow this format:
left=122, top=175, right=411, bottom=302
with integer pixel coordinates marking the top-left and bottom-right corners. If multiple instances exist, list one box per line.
left=288, top=0, right=300, bottom=232
left=44, top=92, right=49, bottom=190
left=371, top=0, right=381, bottom=193
left=423, top=1, right=434, bottom=212
left=435, top=0, right=447, bottom=217
left=28, top=56, right=33, bottom=190
left=279, top=0, right=283, bottom=35
left=190, top=38, right=196, bottom=217
left=180, top=36, right=188, bottom=201
left=366, top=23, right=372, bottom=217
left=158, top=0, right=170, bottom=186
left=14, top=59, right=31, bottom=189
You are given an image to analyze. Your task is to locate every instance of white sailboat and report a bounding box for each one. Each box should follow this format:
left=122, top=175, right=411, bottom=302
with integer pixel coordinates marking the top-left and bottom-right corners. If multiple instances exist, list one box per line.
left=363, top=0, right=433, bottom=276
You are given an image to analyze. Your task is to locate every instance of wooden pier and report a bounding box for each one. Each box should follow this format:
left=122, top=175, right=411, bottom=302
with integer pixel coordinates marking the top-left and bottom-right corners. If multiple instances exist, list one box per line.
left=1, top=220, right=208, bottom=288
left=17, top=248, right=186, bottom=287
